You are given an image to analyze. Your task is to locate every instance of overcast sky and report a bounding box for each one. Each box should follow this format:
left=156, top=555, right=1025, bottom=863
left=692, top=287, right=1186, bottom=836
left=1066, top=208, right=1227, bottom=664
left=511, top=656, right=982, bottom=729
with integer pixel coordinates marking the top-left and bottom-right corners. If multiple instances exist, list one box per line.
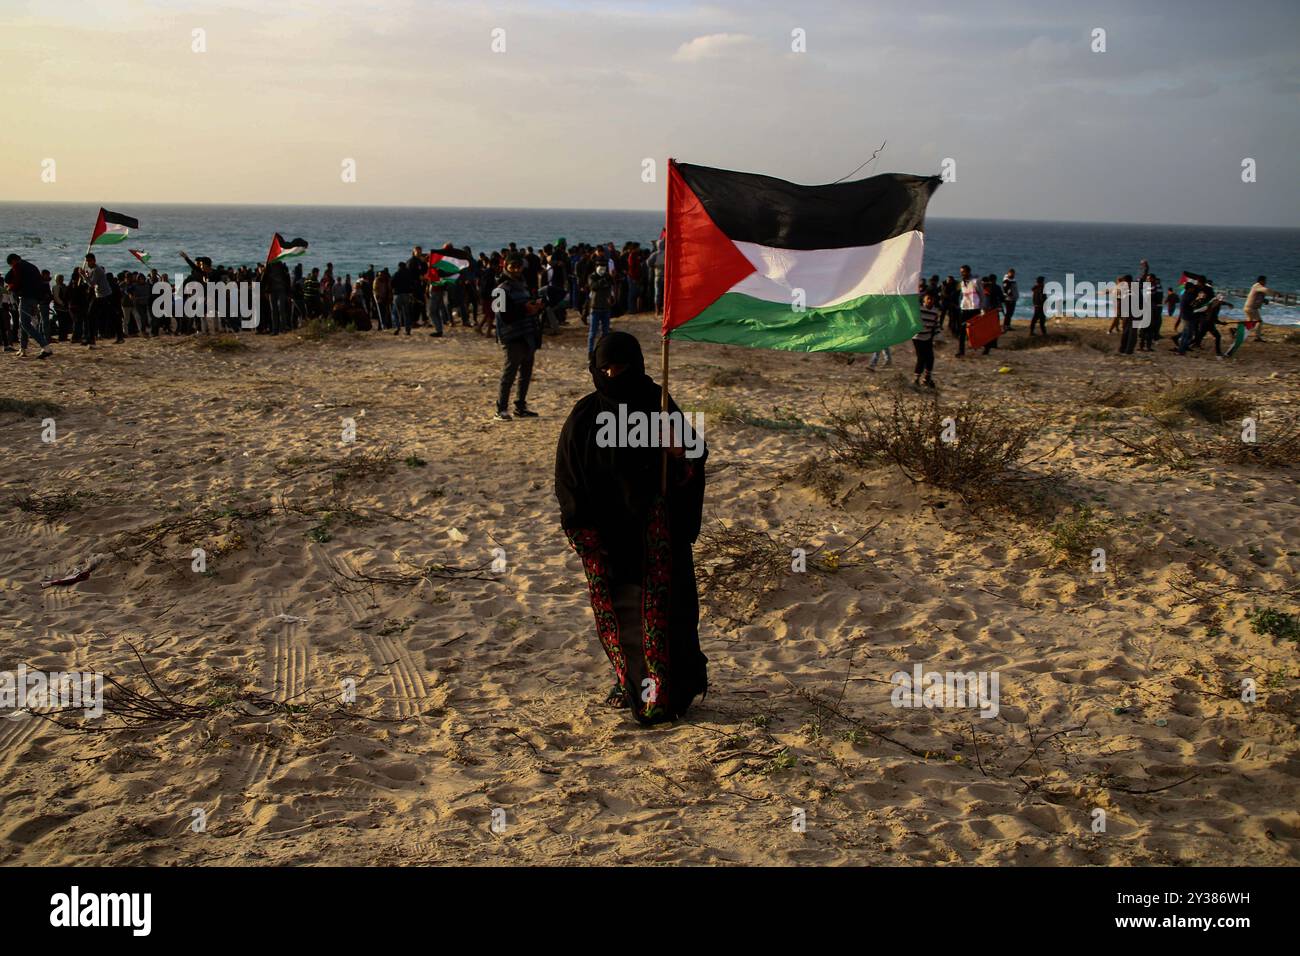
left=3, top=0, right=1297, bottom=226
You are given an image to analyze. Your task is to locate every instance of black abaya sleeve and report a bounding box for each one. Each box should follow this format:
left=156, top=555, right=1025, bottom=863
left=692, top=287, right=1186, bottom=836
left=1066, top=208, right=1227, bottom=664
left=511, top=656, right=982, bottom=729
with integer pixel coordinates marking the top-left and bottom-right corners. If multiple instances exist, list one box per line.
left=555, top=398, right=593, bottom=532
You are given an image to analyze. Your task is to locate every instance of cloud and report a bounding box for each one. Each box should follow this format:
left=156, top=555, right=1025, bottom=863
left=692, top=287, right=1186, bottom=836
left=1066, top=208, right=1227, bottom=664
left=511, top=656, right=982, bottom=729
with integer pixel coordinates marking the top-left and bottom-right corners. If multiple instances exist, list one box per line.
left=1015, top=35, right=1076, bottom=66
left=672, top=32, right=758, bottom=62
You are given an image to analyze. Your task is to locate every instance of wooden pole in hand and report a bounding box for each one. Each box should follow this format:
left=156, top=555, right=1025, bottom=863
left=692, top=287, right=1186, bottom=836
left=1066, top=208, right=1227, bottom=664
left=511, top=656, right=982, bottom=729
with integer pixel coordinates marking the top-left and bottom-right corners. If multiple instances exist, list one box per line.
left=660, top=334, right=670, bottom=495
left=661, top=156, right=674, bottom=497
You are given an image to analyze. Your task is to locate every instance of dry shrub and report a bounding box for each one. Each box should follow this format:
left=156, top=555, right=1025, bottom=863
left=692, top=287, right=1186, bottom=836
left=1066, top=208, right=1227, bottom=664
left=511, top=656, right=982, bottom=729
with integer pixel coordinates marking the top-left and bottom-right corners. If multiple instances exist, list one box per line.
left=1003, top=332, right=1075, bottom=351
left=689, top=396, right=744, bottom=422
left=14, top=491, right=88, bottom=520
left=0, top=396, right=63, bottom=417
left=993, top=474, right=1077, bottom=526
left=1105, top=423, right=1197, bottom=468
left=1093, top=385, right=1139, bottom=408
left=329, top=448, right=398, bottom=492
left=1011, top=327, right=1110, bottom=353
left=780, top=455, right=845, bottom=503
left=298, top=317, right=356, bottom=341
left=109, top=503, right=275, bottom=562
left=689, top=397, right=822, bottom=433
left=276, top=447, right=401, bottom=490
left=1107, top=415, right=1299, bottom=470
left=825, top=392, right=1049, bottom=501
left=192, top=334, right=250, bottom=353
left=707, top=367, right=764, bottom=387
left=1199, top=422, right=1300, bottom=469
left=1146, top=378, right=1249, bottom=425
left=697, top=519, right=870, bottom=625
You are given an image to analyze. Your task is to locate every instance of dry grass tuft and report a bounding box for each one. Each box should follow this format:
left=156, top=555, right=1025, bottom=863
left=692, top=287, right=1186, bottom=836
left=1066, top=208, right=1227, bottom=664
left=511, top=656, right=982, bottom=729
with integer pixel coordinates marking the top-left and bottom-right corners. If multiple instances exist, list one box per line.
left=1146, top=378, right=1250, bottom=425
left=824, top=392, right=1052, bottom=503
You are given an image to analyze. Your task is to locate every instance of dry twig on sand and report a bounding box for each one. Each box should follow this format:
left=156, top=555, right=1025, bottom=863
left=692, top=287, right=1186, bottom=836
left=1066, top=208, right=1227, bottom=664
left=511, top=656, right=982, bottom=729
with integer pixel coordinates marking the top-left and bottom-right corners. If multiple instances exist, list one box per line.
left=38, top=639, right=412, bottom=733
left=108, top=503, right=275, bottom=561
left=324, top=555, right=501, bottom=594
left=13, top=491, right=89, bottom=521
left=1106, top=414, right=1300, bottom=470
left=697, top=519, right=877, bottom=625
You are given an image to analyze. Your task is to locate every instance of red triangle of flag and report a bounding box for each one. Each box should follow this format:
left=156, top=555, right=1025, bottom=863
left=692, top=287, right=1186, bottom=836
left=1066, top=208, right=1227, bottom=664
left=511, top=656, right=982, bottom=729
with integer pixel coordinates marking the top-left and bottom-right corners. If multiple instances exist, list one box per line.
left=663, top=160, right=756, bottom=335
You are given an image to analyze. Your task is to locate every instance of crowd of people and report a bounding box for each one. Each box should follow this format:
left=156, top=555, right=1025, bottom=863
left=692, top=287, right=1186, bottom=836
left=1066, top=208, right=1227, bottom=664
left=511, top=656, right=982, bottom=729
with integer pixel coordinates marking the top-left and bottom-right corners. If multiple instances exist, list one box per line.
left=0, top=239, right=666, bottom=349
left=2, top=238, right=669, bottom=419
left=4, top=244, right=1284, bottom=408
left=892, top=259, right=1281, bottom=388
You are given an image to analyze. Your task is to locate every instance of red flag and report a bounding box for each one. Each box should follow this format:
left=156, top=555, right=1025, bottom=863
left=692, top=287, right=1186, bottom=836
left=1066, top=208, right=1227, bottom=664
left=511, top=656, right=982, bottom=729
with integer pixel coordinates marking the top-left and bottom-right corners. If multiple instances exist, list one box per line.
left=967, top=309, right=1002, bottom=350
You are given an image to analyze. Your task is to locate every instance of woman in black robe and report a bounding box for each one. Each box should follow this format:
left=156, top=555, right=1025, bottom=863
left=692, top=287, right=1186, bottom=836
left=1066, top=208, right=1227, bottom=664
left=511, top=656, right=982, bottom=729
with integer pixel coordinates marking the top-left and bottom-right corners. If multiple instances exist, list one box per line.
left=555, top=331, right=708, bottom=725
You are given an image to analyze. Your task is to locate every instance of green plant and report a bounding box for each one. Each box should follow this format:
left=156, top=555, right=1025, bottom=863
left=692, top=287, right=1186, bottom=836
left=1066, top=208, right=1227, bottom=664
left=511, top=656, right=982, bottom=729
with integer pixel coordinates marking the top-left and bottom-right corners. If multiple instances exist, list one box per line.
left=760, top=749, right=797, bottom=774
left=1048, top=505, right=1112, bottom=559
left=1247, top=607, right=1300, bottom=643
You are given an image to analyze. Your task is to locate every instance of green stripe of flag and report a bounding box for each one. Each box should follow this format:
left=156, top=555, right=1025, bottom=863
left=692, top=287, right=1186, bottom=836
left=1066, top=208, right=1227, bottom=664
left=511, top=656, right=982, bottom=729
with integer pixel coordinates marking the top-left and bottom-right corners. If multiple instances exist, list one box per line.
left=667, top=292, right=921, bottom=353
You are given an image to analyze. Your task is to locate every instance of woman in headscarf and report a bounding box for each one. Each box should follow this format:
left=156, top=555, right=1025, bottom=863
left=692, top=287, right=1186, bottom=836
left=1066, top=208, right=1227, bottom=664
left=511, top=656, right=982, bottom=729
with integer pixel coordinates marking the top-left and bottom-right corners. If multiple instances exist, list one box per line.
left=555, top=331, right=708, bottom=725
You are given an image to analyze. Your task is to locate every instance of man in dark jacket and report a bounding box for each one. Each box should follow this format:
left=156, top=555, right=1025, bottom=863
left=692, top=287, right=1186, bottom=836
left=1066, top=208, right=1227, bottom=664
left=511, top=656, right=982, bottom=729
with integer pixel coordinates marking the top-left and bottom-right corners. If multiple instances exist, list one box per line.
left=391, top=261, right=417, bottom=335
left=586, top=260, right=614, bottom=353
left=493, top=256, right=543, bottom=421
left=406, top=246, right=427, bottom=318
left=5, top=254, right=54, bottom=357
left=263, top=259, right=292, bottom=335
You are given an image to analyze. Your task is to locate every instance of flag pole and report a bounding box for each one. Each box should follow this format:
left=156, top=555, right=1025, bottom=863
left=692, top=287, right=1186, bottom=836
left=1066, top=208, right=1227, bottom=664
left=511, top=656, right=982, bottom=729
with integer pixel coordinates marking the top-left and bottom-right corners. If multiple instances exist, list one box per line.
left=660, top=333, right=670, bottom=495
left=660, top=155, right=673, bottom=497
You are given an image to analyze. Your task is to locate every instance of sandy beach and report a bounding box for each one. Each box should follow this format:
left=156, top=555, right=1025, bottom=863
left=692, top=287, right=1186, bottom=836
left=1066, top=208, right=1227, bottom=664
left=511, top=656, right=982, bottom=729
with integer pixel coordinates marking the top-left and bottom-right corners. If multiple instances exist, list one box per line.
left=1, top=315, right=1297, bottom=867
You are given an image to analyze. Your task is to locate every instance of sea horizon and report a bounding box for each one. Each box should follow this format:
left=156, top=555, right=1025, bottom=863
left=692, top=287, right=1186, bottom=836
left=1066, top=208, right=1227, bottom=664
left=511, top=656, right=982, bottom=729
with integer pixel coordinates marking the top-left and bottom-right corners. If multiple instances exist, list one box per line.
left=4, top=201, right=1298, bottom=323
left=4, top=199, right=1297, bottom=234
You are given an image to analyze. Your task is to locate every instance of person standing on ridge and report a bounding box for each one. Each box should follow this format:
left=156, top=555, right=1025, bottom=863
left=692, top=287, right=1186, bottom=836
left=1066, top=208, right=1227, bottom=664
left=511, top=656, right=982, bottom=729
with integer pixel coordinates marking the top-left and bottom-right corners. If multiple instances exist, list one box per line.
left=492, top=256, right=544, bottom=421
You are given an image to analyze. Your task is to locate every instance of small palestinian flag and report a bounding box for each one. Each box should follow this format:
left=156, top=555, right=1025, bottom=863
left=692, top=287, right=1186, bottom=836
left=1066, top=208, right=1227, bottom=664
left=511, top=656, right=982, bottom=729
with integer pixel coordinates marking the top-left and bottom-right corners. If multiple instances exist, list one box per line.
left=89, top=208, right=139, bottom=247
left=664, top=160, right=940, bottom=353
left=1225, top=321, right=1249, bottom=358
left=426, top=247, right=471, bottom=283
left=266, top=233, right=309, bottom=264
left=128, top=249, right=151, bottom=265
left=1175, top=271, right=1207, bottom=295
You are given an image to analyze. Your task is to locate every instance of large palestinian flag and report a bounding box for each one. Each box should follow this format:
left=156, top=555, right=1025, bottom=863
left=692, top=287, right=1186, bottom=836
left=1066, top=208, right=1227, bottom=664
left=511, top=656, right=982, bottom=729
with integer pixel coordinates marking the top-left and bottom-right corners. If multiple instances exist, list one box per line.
left=664, top=160, right=940, bottom=352
left=89, top=208, right=139, bottom=247
left=266, top=233, right=309, bottom=263
left=426, top=247, right=472, bottom=284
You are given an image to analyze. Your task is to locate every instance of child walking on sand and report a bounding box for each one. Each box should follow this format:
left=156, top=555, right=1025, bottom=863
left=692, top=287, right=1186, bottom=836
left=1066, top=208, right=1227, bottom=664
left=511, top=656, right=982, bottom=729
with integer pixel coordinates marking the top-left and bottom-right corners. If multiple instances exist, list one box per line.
left=913, top=290, right=942, bottom=388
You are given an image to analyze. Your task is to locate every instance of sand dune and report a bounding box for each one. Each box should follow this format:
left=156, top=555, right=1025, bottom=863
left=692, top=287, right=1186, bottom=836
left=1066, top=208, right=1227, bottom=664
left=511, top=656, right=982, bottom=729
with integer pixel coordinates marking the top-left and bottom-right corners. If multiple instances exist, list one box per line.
left=1, top=316, right=1297, bottom=866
